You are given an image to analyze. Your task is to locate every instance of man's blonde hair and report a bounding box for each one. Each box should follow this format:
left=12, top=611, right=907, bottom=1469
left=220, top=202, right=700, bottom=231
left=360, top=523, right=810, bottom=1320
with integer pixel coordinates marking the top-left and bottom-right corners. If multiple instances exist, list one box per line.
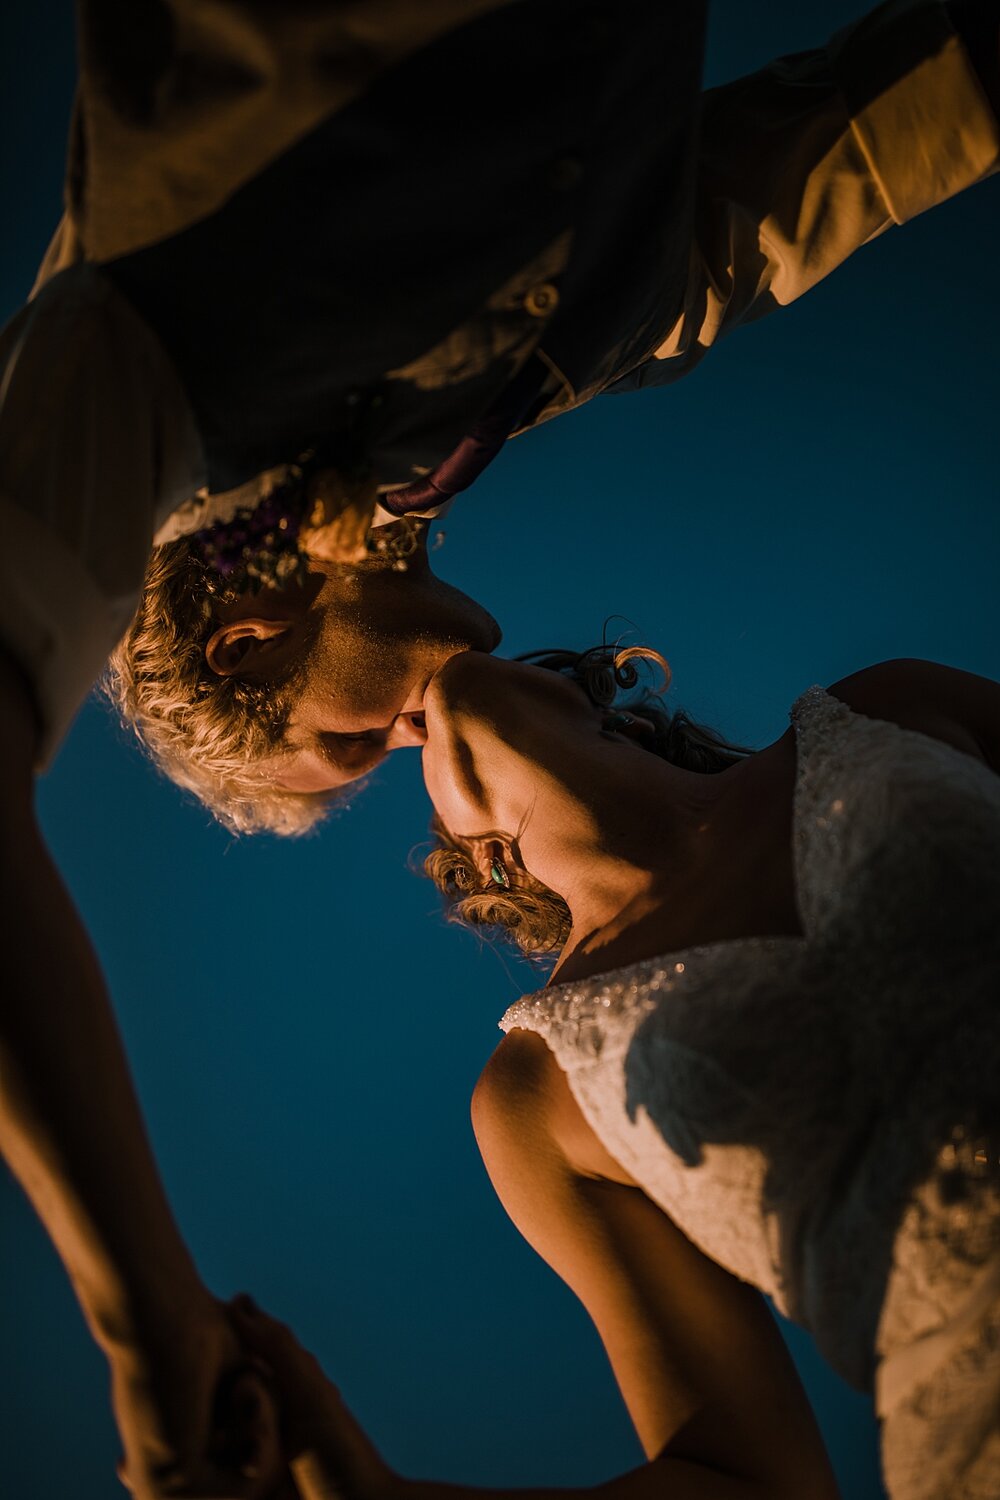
left=104, top=540, right=330, bottom=836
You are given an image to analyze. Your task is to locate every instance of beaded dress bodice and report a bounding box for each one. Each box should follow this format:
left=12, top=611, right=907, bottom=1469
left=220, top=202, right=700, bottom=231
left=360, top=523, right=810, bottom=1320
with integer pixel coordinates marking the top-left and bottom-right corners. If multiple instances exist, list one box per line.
left=501, top=688, right=1000, bottom=1406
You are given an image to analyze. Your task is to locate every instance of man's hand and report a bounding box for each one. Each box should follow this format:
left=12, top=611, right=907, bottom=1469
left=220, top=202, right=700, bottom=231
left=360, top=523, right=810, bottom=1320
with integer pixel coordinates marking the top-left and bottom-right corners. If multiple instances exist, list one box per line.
left=229, top=1296, right=396, bottom=1500
left=110, top=1293, right=283, bottom=1499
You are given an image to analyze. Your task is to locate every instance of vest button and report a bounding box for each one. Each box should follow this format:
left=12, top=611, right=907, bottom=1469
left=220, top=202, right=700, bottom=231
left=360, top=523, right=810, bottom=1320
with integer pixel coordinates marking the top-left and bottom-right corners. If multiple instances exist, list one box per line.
left=523, top=282, right=559, bottom=318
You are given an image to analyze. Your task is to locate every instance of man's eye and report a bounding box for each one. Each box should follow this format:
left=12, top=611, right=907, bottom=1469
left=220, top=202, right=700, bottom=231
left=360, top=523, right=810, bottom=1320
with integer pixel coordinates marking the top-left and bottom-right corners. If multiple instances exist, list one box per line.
left=320, top=729, right=386, bottom=772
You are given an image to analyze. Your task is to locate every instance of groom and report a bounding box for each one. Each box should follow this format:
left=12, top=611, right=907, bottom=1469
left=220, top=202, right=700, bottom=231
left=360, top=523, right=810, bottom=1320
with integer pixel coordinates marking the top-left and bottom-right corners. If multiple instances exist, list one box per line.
left=86, top=0, right=1000, bottom=834
left=0, top=2, right=998, bottom=1497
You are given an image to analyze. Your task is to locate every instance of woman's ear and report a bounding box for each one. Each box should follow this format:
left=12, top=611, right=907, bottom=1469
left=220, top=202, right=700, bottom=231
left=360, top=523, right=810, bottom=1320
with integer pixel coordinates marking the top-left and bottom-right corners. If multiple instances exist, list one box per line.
left=204, top=618, right=294, bottom=678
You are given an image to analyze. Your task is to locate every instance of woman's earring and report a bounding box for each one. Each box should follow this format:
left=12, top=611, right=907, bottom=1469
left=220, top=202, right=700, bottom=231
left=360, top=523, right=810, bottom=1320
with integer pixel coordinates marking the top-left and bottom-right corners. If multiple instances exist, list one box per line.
left=490, top=857, right=511, bottom=889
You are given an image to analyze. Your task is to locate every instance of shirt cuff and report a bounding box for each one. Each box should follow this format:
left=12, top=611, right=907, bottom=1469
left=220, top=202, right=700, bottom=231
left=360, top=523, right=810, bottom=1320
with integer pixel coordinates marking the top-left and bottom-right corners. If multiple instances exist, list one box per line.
left=830, top=0, right=1000, bottom=224
left=371, top=496, right=454, bottom=527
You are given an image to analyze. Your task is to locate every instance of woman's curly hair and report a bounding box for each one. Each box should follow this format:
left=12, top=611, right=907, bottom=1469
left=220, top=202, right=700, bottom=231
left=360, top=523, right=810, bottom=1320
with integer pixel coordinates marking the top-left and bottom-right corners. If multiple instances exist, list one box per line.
left=103, top=539, right=328, bottom=836
left=423, top=644, right=751, bottom=962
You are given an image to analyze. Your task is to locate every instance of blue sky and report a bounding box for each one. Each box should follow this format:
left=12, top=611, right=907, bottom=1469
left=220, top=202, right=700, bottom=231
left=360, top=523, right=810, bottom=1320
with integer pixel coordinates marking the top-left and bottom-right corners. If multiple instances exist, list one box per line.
left=1, top=5, right=998, bottom=1498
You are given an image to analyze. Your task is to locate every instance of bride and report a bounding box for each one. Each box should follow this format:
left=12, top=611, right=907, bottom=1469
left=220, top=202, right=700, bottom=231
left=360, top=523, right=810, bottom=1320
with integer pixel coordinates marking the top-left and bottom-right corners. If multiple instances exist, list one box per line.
left=231, top=648, right=1000, bottom=1500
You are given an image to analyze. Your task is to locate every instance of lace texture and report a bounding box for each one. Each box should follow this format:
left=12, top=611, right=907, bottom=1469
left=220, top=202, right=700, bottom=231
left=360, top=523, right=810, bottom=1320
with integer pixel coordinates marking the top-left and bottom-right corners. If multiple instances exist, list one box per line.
left=501, top=688, right=1000, bottom=1499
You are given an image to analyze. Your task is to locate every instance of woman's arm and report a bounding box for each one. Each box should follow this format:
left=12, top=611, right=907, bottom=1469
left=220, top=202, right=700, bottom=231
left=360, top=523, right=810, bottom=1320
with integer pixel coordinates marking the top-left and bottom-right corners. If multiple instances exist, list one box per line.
left=0, top=655, right=276, bottom=1497
left=233, top=1029, right=840, bottom=1500
left=470, top=1030, right=839, bottom=1499
left=829, top=657, right=1000, bottom=773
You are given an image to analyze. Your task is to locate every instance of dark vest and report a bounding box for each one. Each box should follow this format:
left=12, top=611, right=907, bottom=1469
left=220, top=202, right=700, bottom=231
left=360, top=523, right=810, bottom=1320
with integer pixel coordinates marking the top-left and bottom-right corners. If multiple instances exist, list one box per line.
left=102, top=0, right=705, bottom=493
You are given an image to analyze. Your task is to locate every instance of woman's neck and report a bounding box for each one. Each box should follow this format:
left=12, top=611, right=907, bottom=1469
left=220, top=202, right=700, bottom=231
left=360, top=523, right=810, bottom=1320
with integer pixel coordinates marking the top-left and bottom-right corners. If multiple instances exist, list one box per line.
left=546, top=737, right=802, bottom=986
left=541, top=751, right=745, bottom=983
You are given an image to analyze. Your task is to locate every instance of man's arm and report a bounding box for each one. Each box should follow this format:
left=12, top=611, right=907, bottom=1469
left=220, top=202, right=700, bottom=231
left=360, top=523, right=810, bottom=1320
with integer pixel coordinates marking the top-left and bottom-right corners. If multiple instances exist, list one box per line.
left=0, top=654, right=279, bottom=1497
left=0, top=273, right=278, bottom=1495
left=610, top=0, right=999, bottom=392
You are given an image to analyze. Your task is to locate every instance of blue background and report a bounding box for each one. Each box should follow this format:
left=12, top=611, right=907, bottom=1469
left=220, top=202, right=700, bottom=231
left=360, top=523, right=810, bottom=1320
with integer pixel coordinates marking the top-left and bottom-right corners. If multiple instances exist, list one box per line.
left=1, top=4, right=997, bottom=1498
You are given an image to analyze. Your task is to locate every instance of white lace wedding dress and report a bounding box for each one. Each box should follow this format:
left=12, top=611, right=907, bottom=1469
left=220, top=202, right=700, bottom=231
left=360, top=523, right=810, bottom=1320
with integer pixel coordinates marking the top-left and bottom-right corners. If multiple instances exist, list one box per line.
left=501, top=688, right=1000, bottom=1500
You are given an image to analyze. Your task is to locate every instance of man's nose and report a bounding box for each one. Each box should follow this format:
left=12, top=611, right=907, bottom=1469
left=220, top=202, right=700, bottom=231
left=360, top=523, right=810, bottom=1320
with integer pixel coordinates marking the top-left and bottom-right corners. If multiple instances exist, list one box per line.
left=388, top=711, right=428, bottom=749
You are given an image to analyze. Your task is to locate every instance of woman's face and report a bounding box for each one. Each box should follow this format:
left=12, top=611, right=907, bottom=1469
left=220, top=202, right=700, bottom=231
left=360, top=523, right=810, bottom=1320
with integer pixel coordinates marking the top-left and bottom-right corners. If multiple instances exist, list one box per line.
left=421, top=652, right=608, bottom=887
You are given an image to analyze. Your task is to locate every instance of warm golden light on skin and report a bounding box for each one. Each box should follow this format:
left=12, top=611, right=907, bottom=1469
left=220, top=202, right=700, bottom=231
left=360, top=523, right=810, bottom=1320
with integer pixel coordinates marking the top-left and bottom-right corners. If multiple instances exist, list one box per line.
left=200, top=518, right=500, bottom=800
left=420, top=652, right=740, bottom=971
left=302, top=469, right=379, bottom=564
left=271, top=707, right=430, bottom=792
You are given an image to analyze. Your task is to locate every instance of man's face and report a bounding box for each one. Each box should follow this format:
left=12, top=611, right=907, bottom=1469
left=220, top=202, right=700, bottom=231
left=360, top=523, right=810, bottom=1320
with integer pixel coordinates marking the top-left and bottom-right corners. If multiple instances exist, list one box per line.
left=208, top=523, right=500, bottom=792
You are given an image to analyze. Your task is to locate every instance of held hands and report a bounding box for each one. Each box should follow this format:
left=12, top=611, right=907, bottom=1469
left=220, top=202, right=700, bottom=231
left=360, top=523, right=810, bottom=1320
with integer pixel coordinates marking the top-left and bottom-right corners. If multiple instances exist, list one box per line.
left=229, top=1295, right=396, bottom=1500
left=109, top=1286, right=393, bottom=1500
left=109, top=1291, right=284, bottom=1500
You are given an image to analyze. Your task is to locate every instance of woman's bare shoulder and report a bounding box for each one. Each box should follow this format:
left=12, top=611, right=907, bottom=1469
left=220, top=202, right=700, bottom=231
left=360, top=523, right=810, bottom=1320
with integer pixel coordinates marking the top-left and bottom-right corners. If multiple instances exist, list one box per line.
left=827, top=658, right=1000, bottom=770
left=473, top=1029, right=635, bottom=1186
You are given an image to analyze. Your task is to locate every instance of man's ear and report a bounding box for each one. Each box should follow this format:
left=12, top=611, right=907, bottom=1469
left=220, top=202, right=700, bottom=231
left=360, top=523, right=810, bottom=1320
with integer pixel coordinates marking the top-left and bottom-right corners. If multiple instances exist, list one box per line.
left=204, top=618, right=294, bottom=678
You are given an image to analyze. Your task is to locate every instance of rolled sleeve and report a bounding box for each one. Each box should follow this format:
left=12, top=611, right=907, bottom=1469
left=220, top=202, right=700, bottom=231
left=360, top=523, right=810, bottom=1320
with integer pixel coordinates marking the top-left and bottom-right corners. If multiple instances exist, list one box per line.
left=832, top=0, right=999, bottom=223
left=612, top=0, right=998, bottom=392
